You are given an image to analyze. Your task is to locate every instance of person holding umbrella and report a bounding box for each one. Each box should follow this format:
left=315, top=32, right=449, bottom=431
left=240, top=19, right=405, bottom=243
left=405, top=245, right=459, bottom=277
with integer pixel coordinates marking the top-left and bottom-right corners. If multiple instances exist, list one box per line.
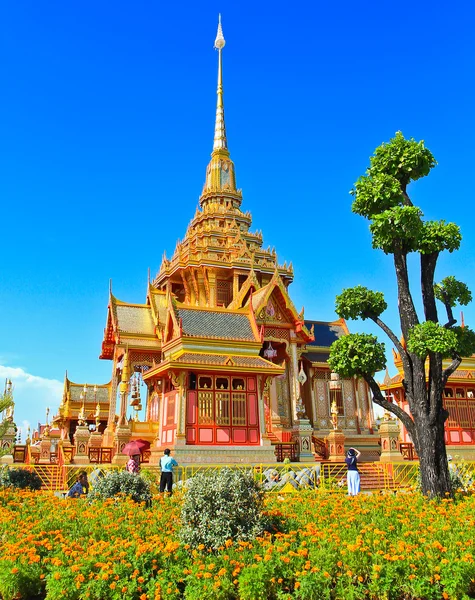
left=122, top=439, right=151, bottom=474
left=126, top=453, right=141, bottom=474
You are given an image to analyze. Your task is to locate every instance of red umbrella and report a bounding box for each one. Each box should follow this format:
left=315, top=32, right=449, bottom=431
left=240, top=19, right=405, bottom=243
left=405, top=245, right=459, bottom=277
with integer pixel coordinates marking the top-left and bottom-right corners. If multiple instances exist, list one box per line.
left=133, top=439, right=151, bottom=450
left=122, top=439, right=150, bottom=456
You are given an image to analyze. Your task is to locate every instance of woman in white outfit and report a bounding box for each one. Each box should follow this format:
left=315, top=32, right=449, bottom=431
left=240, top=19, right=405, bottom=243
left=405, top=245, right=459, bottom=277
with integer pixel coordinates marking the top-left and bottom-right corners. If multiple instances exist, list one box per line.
left=345, top=447, right=361, bottom=495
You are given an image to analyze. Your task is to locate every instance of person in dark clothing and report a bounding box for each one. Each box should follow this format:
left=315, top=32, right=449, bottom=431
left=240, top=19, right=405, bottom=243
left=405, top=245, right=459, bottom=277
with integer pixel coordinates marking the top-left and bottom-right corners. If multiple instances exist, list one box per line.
left=345, top=447, right=361, bottom=496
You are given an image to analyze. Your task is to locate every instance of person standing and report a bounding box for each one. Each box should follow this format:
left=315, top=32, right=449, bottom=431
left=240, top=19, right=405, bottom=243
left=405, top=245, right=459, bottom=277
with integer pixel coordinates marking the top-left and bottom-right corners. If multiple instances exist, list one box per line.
left=345, top=448, right=361, bottom=496
left=126, top=454, right=141, bottom=474
left=159, top=448, right=178, bottom=494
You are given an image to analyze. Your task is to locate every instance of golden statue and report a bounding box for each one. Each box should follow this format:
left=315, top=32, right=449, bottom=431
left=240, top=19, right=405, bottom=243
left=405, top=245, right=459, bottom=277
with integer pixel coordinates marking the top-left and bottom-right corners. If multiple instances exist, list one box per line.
left=330, top=399, right=339, bottom=430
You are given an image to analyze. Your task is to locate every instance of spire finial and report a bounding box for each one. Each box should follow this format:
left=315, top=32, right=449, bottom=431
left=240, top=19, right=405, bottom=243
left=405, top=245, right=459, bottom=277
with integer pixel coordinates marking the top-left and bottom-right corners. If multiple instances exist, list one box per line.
left=213, top=14, right=227, bottom=151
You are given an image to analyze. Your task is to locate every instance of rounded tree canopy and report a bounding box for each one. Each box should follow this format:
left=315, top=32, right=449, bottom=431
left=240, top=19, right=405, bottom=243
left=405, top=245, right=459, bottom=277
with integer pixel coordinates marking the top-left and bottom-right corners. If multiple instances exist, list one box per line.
left=335, top=286, right=387, bottom=321
left=407, top=321, right=459, bottom=359
left=368, top=131, right=436, bottom=187
left=328, top=333, right=386, bottom=378
left=434, top=276, right=472, bottom=307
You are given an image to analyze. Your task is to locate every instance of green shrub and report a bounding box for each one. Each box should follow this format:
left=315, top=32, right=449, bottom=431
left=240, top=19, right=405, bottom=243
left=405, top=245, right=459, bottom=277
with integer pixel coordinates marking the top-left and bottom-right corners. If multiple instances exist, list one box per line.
left=180, top=467, right=267, bottom=550
left=88, top=470, right=151, bottom=504
left=0, top=466, right=42, bottom=490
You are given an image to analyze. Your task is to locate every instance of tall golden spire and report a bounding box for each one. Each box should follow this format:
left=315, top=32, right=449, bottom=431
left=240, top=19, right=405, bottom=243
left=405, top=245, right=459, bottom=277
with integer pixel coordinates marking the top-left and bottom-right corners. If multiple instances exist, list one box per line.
left=201, top=15, right=239, bottom=202
left=213, top=14, right=227, bottom=152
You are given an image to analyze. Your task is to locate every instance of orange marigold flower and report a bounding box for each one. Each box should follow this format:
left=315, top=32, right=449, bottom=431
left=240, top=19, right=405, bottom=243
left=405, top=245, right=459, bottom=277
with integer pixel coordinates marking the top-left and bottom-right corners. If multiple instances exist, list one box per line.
left=11, top=567, right=19, bottom=574
left=53, top=572, right=61, bottom=580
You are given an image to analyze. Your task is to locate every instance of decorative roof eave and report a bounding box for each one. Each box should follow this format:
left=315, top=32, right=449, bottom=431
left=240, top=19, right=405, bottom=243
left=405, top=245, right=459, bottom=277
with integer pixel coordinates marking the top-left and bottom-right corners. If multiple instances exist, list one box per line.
left=163, top=337, right=263, bottom=359
left=143, top=355, right=284, bottom=381
left=147, top=282, right=167, bottom=326
left=116, top=336, right=162, bottom=349
left=229, top=269, right=260, bottom=309
left=64, top=378, right=112, bottom=391
left=100, top=295, right=118, bottom=359
left=251, top=273, right=313, bottom=342
left=163, top=291, right=181, bottom=344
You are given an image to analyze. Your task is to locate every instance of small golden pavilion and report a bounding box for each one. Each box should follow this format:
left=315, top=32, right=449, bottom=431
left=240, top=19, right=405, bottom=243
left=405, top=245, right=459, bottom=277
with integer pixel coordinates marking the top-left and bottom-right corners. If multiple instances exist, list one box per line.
left=54, top=18, right=377, bottom=464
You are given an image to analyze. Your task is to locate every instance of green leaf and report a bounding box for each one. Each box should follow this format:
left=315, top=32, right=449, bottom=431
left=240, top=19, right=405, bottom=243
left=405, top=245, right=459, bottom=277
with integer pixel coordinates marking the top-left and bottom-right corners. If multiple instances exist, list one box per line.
left=351, top=173, right=404, bottom=218
left=368, top=131, right=436, bottom=186
left=328, top=333, right=386, bottom=377
left=419, top=221, right=461, bottom=254
left=452, top=326, right=475, bottom=358
left=335, top=286, right=387, bottom=321
left=369, top=205, right=423, bottom=254
left=406, top=321, right=458, bottom=359
left=434, top=276, right=472, bottom=307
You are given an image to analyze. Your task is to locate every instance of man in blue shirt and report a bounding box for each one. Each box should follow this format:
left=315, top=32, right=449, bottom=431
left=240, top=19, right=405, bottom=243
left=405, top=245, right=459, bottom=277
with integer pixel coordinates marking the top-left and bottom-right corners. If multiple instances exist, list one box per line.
left=67, top=471, right=89, bottom=498
left=159, top=448, right=178, bottom=494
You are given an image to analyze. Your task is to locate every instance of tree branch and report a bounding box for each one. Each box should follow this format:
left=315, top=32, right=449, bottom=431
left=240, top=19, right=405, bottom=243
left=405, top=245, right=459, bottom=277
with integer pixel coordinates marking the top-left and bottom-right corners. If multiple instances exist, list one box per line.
left=373, top=315, right=414, bottom=387
left=442, top=353, right=462, bottom=387
left=428, top=352, right=444, bottom=425
left=363, top=374, right=415, bottom=436
left=440, top=291, right=457, bottom=328
left=401, top=188, right=413, bottom=206
left=393, top=251, right=419, bottom=339
left=420, top=252, right=439, bottom=323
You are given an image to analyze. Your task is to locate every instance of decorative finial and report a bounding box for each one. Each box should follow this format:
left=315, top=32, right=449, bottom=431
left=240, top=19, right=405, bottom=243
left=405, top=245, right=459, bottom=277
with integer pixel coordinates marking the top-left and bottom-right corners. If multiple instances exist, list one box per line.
left=213, top=14, right=227, bottom=152
left=214, top=14, right=225, bottom=49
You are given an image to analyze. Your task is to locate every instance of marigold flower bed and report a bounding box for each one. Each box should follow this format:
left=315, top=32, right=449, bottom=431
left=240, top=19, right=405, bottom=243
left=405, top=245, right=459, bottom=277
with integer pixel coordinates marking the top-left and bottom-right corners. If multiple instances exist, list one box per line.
left=0, top=489, right=474, bottom=600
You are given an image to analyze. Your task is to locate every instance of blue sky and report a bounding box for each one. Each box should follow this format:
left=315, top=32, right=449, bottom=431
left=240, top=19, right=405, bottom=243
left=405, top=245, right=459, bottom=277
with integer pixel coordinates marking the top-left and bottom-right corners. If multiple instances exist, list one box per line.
left=1, top=1, right=474, bottom=433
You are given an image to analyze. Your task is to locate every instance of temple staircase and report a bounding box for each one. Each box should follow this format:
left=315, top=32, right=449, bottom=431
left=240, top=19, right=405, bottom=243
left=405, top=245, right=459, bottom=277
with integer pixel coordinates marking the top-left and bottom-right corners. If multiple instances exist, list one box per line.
left=33, top=465, right=66, bottom=491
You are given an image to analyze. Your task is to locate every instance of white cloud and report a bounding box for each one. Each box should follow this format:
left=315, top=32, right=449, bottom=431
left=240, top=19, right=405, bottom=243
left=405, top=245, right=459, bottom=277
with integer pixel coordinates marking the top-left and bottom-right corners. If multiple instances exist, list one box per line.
left=0, top=365, right=63, bottom=433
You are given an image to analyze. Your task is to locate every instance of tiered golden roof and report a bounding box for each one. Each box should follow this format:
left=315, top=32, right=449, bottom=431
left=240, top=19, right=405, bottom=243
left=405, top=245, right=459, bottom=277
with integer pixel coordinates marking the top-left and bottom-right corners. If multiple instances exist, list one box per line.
left=153, top=18, right=293, bottom=295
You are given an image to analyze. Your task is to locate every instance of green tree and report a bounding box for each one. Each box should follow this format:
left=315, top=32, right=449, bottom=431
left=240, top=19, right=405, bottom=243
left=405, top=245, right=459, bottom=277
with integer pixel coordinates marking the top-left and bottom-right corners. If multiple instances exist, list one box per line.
left=328, top=132, right=475, bottom=498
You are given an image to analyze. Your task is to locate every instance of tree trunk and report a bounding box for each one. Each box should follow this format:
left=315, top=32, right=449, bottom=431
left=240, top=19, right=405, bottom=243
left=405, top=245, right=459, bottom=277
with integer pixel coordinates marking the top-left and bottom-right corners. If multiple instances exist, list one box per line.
left=413, top=412, right=451, bottom=497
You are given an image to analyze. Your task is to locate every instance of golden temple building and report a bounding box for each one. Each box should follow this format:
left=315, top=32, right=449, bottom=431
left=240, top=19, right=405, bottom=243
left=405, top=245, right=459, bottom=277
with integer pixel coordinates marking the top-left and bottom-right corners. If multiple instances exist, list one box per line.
left=52, top=17, right=378, bottom=464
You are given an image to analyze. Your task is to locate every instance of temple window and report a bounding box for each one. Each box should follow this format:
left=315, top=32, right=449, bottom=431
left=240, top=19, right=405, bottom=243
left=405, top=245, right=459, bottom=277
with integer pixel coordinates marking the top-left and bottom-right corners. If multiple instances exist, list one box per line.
left=456, top=388, right=465, bottom=398
left=332, top=388, right=344, bottom=416
left=198, top=376, right=213, bottom=389
left=198, top=391, right=214, bottom=424
left=216, top=377, right=229, bottom=390
left=232, top=377, right=245, bottom=390
left=444, top=388, right=453, bottom=398
left=217, top=280, right=232, bottom=306
left=215, top=392, right=230, bottom=425
left=467, top=389, right=474, bottom=399
left=232, top=392, right=247, bottom=425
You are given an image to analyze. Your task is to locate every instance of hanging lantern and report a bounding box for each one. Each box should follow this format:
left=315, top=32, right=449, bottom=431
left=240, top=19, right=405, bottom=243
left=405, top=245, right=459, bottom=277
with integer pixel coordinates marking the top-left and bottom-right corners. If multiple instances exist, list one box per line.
left=298, top=362, right=307, bottom=385
left=263, top=341, right=277, bottom=360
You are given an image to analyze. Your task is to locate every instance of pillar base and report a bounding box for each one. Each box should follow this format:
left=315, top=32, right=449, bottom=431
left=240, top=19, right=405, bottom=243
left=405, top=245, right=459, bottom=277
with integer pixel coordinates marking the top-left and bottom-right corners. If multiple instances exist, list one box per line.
left=379, top=418, right=404, bottom=462
left=327, top=428, right=346, bottom=462
left=292, top=419, right=314, bottom=461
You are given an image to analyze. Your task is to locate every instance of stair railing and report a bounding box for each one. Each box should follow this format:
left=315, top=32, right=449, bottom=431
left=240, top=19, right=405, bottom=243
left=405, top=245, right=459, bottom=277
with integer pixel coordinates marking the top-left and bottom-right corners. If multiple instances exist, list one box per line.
left=312, top=436, right=328, bottom=460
